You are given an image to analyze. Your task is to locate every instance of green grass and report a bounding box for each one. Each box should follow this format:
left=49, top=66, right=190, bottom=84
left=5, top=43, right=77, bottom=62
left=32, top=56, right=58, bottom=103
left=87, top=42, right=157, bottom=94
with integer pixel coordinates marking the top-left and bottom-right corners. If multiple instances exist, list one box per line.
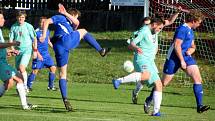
left=0, top=82, right=214, bottom=121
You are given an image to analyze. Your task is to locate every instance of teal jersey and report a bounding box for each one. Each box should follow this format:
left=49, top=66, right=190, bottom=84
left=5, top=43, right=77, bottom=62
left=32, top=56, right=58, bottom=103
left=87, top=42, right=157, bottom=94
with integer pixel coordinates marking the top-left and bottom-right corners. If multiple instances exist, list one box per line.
left=9, top=22, right=36, bottom=51
left=0, top=29, right=7, bottom=62
left=132, top=25, right=158, bottom=62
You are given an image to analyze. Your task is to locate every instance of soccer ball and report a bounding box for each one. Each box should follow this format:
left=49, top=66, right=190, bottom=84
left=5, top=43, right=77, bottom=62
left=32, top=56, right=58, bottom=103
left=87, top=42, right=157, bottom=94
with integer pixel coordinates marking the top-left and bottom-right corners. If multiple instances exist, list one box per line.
left=123, top=60, right=134, bottom=73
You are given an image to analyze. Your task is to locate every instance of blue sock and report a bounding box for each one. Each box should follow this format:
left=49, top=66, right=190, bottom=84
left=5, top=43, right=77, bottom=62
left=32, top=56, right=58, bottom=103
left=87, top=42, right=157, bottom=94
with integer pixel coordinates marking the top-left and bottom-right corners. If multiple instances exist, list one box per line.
left=59, top=79, right=67, bottom=100
left=193, top=84, right=203, bottom=107
left=27, top=73, right=36, bottom=89
left=83, top=33, right=102, bottom=51
left=146, top=87, right=154, bottom=103
left=48, top=72, right=55, bottom=88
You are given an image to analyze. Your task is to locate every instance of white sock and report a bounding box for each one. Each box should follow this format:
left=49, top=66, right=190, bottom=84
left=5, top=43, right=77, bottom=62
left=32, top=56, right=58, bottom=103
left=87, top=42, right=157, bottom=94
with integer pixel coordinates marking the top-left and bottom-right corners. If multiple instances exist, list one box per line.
left=134, top=81, right=143, bottom=94
left=16, top=83, right=28, bottom=108
left=0, top=84, right=5, bottom=97
left=153, top=91, right=162, bottom=114
left=118, top=72, right=142, bottom=83
left=22, top=71, right=28, bottom=90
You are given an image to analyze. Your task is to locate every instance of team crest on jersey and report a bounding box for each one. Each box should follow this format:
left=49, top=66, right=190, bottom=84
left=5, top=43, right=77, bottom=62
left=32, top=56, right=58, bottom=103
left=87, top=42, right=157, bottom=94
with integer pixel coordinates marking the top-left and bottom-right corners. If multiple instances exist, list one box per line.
left=142, top=65, right=147, bottom=69
left=19, top=31, right=22, bottom=36
left=5, top=70, right=11, bottom=76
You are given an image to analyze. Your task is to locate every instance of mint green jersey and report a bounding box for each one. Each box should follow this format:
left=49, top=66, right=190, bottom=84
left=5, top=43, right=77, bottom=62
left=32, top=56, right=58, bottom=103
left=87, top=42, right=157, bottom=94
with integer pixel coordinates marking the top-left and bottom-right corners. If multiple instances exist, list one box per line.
left=0, top=29, right=7, bottom=63
left=9, top=22, right=36, bottom=51
left=132, top=25, right=158, bottom=62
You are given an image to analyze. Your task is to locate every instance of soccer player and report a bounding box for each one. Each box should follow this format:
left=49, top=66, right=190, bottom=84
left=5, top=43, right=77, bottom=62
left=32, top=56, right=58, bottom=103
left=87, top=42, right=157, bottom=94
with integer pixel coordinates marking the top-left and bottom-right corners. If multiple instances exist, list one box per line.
left=0, top=10, right=35, bottom=110
left=40, top=4, right=111, bottom=111
left=113, top=7, right=183, bottom=104
left=112, top=18, right=165, bottom=116
left=9, top=10, right=37, bottom=91
left=144, top=9, right=210, bottom=113
left=27, top=16, right=57, bottom=91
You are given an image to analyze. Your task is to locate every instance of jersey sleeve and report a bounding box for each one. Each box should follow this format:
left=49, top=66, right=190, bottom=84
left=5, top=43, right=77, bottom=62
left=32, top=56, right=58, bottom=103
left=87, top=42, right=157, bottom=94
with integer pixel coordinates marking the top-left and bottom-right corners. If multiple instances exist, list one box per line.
left=132, top=28, right=145, bottom=45
left=51, top=15, right=64, bottom=25
left=175, top=27, right=187, bottom=41
left=9, top=26, right=15, bottom=42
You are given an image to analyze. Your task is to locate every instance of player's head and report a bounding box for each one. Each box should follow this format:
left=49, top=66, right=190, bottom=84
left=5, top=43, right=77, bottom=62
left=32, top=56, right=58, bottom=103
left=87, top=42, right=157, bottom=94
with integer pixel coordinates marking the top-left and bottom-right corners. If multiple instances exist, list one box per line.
left=142, top=17, right=151, bottom=25
left=150, top=17, right=165, bottom=34
left=39, top=16, right=47, bottom=28
left=185, top=9, right=204, bottom=29
left=16, top=10, right=27, bottom=25
left=0, top=10, right=5, bottom=27
left=67, top=8, right=81, bottom=19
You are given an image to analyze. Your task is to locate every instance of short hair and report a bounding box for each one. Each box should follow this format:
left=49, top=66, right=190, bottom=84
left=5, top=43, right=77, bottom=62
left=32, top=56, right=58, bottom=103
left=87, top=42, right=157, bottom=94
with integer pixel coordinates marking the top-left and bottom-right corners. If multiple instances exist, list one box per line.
left=16, top=10, right=27, bottom=17
left=142, top=17, right=151, bottom=24
left=67, top=8, right=81, bottom=17
left=185, top=9, right=204, bottom=22
left=150, top=17, right=165, bottom=25
left=0, top=10, right=3, bottom=15
left=39, top=16, right=47, bottom=22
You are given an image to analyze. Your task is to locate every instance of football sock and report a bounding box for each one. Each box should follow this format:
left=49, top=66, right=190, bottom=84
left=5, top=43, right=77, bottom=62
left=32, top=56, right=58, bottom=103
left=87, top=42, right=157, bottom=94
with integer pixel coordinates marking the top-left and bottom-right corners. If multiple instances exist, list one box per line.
left=16, top=83, right=28, bottom=107
left=0, top=84, right=5, bottom=97
left=146, top=87, right=155, bottom=103
left=22, top=71, right=28, bottom=90
left=153, top=91, right=162, bottom=114
left=118, top=72, right=142, bottom=83
left=48, top=72, right=55, bottom=88
left=134, top=81, right=143, bottom=94
left=59, top=79, right=67, bottom=100
left=27, top=72, right=36, bottom=89
left=193, top=84, right=203, bottom=107
left=83, top=33, right=102, bottom=51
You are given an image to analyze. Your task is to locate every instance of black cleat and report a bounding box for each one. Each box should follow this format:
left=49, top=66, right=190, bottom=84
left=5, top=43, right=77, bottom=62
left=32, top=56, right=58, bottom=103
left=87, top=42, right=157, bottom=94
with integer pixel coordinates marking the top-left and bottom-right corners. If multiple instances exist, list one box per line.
left=197, top=105, right=210, bottom=113
left=63, top=99, right=73, bottom=112
left=99, top=48, right=111, bottom=57
left=132, top=90, right=138, bottom=104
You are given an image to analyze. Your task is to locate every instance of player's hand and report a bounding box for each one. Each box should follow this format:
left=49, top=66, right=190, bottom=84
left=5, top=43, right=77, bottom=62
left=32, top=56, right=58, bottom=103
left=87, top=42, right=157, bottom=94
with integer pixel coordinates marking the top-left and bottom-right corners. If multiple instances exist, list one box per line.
left=11, top=49, right=20, bottom=56
left=37, top=52, right=43, bottom=61
left=33, top=51, right=37, bottom=59
left=186, top=50, right=192, bottom=56
left=176, top=6, right=182, bottom=13
left=58, top=3, right=67, bottom=15
left=136, top=48, right=143, bottom=54
left=181, top=61, right=187, bottom=70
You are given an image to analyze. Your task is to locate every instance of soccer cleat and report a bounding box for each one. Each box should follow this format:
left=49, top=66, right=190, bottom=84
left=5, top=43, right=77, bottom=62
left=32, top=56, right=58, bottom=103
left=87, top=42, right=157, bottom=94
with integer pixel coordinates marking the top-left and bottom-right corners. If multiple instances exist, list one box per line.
left=197, top=105, right=210, bottom=113
left=132, top=90, right=138, bottom=104
left=63, top=99, right=73, bottom=111
left=151, top=112, right=161, bottom=116
left=144, top=98, right=152, bottom=114
left=112, top=79, right=121, bottom=89
left=47, top=87, right=59, bottom=91
left=23, top=103, right=38, bottom=110
left=99, top=48, right=111, bottom=57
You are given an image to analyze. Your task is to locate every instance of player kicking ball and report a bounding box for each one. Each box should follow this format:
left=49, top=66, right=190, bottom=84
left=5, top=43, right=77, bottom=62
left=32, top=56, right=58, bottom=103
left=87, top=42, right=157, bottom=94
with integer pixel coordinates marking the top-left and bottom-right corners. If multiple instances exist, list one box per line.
left=27, top=16, right=57, bottom=92
left=40, top=4, right=111, bottom=111
left=112, top=18, right=165, bottom=116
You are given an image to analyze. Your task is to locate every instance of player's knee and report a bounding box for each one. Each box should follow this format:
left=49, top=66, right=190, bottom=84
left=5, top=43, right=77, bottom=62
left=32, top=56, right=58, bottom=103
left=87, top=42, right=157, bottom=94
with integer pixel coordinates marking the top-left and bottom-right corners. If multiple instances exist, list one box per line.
left=32, top=69, right=38, bottom=75
left=50, top=66, right=56, bottom=73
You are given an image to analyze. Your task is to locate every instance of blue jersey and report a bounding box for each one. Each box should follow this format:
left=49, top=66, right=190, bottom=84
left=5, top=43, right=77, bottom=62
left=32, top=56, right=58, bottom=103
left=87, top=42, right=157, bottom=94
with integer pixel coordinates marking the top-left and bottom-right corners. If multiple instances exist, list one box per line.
left=167, top=23, right=194, bottom=59
left=36, top=28, right=50, bottom=58
left=51, top=15, right=74, bottom=37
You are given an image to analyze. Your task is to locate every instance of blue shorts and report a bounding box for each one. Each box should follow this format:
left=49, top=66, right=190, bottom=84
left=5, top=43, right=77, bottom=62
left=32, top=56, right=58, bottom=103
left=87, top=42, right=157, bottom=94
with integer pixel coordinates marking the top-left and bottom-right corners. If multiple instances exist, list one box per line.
left=32, top=55, right=55, bottom=69
left=53, top=31, right=80, bottom=67
left=163, top=55, right=196, bottom=74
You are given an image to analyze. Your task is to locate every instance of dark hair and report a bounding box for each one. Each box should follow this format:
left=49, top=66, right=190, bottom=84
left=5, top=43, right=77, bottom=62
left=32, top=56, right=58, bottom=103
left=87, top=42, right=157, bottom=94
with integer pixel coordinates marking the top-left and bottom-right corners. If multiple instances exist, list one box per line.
left=0, top=10, right=3, bottom=15
left=150, top=17, right=165, bottom=25
left=185, top=9, right=204, bottom=22
left=142, top=17, right=151, bottom=24
left=16, top=10, right=27, bottom=17
left=67, top=8, right=81, bottom=17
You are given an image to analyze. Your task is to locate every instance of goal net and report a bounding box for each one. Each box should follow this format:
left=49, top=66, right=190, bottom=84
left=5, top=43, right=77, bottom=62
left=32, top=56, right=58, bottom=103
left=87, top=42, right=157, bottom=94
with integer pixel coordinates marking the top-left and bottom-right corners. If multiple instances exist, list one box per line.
left=150, top=0, right=215, bottom=88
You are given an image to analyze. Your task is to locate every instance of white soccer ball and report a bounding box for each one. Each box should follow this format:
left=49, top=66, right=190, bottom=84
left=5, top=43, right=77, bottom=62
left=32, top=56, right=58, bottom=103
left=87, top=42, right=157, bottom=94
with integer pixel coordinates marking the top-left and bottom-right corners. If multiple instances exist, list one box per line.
left=123, top=60, right=134, bottom=73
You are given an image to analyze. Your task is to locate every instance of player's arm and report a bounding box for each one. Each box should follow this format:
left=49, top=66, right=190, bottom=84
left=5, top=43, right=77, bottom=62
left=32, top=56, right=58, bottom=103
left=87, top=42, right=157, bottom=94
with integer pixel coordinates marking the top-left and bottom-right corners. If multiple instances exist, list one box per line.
left=129, top=31, right=144, bottom=54
left=164, top=6, right=182, bottom=26
left=48, top=37, right=53, bottom=48
left=186, top=40, right=196, bottom=56
left=0, top=41, right=19, bottom=48
left=174, top=38, right=186, bottom=69
left=58, top=4, right=79, bottom=29
left=40, top=18, right=53, bottom=42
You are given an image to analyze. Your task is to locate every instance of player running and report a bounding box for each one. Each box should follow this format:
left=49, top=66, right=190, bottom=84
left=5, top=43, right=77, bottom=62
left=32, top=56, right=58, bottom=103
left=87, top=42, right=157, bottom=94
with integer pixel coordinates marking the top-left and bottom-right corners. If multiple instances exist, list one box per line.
left=27, top=16, right=57, bottom=92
